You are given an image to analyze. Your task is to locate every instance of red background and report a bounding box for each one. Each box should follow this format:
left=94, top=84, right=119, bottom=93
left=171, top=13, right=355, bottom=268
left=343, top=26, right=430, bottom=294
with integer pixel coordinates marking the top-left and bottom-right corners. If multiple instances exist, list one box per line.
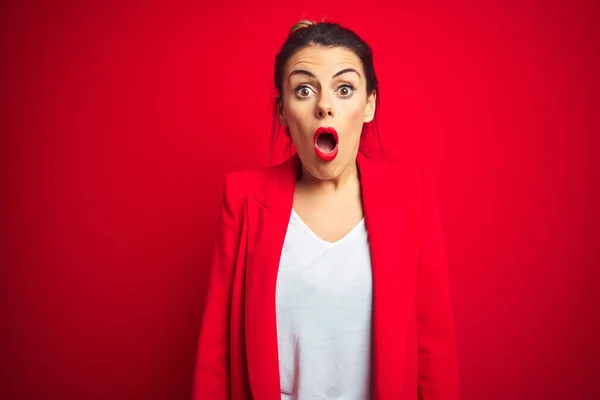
left=2, top=1, right=599, bottom=399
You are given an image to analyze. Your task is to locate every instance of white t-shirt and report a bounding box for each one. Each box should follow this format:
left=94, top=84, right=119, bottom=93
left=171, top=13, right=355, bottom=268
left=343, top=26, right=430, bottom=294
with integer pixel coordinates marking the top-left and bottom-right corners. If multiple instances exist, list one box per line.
left=275, top=209, right=373, bottom=400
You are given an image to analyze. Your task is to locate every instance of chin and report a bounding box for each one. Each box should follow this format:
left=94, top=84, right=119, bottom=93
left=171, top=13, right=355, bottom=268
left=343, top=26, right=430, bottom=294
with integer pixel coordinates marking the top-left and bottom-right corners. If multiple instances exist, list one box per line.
left=301, top=155, right=345, bottom=180
left=311, top=168, right=339, bottom=181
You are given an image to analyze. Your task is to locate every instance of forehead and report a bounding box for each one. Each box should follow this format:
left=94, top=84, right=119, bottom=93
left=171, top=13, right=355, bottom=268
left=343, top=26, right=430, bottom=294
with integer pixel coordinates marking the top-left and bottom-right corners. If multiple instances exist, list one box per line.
left=285, top=45, right=363, bottom=77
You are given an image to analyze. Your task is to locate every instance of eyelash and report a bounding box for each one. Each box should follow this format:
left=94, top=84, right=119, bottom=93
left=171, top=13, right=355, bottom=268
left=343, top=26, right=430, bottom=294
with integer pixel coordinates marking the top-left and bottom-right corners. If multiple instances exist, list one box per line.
left=294, top=84, right=356, bottom=98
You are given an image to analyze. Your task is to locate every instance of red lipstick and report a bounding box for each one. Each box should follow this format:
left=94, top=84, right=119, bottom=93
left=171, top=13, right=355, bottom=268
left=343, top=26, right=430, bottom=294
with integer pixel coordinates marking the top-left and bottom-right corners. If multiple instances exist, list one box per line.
left=313, top=127, right=339, bottom=161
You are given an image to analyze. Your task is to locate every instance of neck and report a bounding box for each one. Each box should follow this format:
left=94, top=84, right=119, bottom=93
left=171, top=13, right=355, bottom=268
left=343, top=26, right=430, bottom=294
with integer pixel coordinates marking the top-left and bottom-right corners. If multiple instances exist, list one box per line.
left=298, top=160, right=360, bottom=195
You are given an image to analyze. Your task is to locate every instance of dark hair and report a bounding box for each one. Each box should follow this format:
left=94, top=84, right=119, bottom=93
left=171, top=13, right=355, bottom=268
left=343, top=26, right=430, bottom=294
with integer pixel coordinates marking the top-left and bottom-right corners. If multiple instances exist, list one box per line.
left=271, top=20, right=383, bottom=162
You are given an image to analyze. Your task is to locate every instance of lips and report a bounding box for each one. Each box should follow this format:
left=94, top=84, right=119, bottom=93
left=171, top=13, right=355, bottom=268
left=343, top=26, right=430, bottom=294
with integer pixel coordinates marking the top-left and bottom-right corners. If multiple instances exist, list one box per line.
left=313, top=127, right=339, bottom=161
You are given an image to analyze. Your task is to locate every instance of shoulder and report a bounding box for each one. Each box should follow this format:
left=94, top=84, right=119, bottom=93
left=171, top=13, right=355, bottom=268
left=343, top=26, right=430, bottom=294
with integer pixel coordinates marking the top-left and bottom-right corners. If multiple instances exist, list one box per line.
left=220, top=157, right=291, bottom=212
left=214, top=166, right=269, bottom=222
left=223, top=164, right=276, bottom=196
left=379, top=150, right=441, bottom=212
left=360, top=148, right=423, bottom=191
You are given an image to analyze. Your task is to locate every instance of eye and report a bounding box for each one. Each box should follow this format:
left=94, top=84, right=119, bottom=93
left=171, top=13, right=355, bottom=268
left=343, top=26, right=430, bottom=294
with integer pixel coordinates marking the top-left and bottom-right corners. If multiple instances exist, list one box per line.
left=295, top=85, right=315, bottom=98
left=337, top=84, right=355, bottom=98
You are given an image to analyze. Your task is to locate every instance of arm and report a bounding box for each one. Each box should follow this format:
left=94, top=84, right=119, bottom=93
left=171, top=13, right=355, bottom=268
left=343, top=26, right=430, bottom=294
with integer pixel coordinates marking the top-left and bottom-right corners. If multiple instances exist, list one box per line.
left=416, top=169, right=461, bottom=399
left=192, top=174, right=242, bottom=399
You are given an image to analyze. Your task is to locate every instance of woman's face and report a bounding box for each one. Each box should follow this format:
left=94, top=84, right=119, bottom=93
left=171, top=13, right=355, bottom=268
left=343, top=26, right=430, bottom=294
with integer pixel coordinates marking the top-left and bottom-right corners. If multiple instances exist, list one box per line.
left=278, top=45, right=376, bottom=181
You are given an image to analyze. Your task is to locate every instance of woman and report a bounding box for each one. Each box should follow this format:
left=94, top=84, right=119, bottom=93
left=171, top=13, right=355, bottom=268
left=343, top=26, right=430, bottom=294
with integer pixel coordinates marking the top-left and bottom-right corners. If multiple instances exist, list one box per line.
left=192, top=20, right=460, bottom=399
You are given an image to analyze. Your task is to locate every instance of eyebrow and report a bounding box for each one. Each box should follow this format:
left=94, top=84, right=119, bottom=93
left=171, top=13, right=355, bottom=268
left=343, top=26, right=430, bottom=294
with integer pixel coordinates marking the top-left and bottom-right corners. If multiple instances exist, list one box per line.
left=289, top=68, right=361, bottom=80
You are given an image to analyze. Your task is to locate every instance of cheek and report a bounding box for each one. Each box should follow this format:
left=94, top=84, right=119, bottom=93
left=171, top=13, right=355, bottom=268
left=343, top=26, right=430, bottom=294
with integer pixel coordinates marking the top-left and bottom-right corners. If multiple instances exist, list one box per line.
left=284, top=107, right=311, bottom=144
left=283, top=100, right=301, bottom=124
left=347, top=103, right=366, bottom=128
left=350, top=107, right=362, bottom=121
left=285, top=103, right=313, bottom=132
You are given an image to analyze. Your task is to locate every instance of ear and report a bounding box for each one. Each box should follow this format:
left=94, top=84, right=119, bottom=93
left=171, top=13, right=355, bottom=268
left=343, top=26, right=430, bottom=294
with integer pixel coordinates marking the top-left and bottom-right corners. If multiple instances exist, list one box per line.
left=277, top=96, right=288, bottom=126
left=363, top=91, right=377, bottom=123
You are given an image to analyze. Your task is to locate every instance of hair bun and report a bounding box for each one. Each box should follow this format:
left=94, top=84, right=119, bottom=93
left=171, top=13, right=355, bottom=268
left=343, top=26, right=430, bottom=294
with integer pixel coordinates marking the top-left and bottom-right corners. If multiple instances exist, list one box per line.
left=288, top=20, right=316, bottom=37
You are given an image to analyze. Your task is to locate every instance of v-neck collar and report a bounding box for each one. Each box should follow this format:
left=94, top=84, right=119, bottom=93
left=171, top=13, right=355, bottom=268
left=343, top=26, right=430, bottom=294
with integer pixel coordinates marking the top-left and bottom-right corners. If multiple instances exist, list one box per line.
left=290, top=207, right=366, bottom=247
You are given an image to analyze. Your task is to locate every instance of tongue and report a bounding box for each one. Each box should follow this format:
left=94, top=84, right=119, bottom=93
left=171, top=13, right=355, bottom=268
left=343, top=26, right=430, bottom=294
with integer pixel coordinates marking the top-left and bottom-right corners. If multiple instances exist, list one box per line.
left=316, top=134, right=336, bottom=153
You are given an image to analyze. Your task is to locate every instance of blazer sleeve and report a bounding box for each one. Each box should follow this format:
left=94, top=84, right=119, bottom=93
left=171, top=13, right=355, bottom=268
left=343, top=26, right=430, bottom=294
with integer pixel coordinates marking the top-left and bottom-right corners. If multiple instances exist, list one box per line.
left=192, top=173, right=242, bottom=399
left=416, top=169, right=461, bottom=399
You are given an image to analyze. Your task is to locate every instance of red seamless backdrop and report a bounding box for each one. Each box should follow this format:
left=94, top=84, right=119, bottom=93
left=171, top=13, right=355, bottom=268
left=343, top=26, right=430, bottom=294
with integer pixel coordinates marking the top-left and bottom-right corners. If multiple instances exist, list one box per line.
left=2, top=1, right=599, bottom=399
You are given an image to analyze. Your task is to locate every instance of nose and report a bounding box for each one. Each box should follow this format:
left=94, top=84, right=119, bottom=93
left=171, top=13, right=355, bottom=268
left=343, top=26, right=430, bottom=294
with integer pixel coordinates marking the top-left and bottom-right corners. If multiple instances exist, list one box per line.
left=315, top=92, right=334, bottom=119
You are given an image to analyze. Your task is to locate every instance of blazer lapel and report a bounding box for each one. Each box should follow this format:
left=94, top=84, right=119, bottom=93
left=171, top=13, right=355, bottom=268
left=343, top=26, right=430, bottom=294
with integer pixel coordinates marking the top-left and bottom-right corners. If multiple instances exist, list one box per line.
left=357, top=152, right=421, bottom=398
left=244, top=154, right=300, bottom=399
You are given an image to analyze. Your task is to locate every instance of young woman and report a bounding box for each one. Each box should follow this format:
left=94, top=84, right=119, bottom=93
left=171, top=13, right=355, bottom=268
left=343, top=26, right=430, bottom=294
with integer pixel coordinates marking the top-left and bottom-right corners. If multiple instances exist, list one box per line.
left=192, top=20, right=460, bottom=400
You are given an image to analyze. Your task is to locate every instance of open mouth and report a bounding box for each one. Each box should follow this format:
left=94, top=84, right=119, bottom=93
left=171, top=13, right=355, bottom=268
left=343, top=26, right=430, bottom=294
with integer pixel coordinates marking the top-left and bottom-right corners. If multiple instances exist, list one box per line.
left=313, top=127, right=339, bottom=161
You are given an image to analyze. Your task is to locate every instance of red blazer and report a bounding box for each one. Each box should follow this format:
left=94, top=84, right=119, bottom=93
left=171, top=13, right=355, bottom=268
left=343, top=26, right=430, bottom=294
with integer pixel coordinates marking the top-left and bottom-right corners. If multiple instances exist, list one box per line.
left=192, top=151, right=460, bottom=399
